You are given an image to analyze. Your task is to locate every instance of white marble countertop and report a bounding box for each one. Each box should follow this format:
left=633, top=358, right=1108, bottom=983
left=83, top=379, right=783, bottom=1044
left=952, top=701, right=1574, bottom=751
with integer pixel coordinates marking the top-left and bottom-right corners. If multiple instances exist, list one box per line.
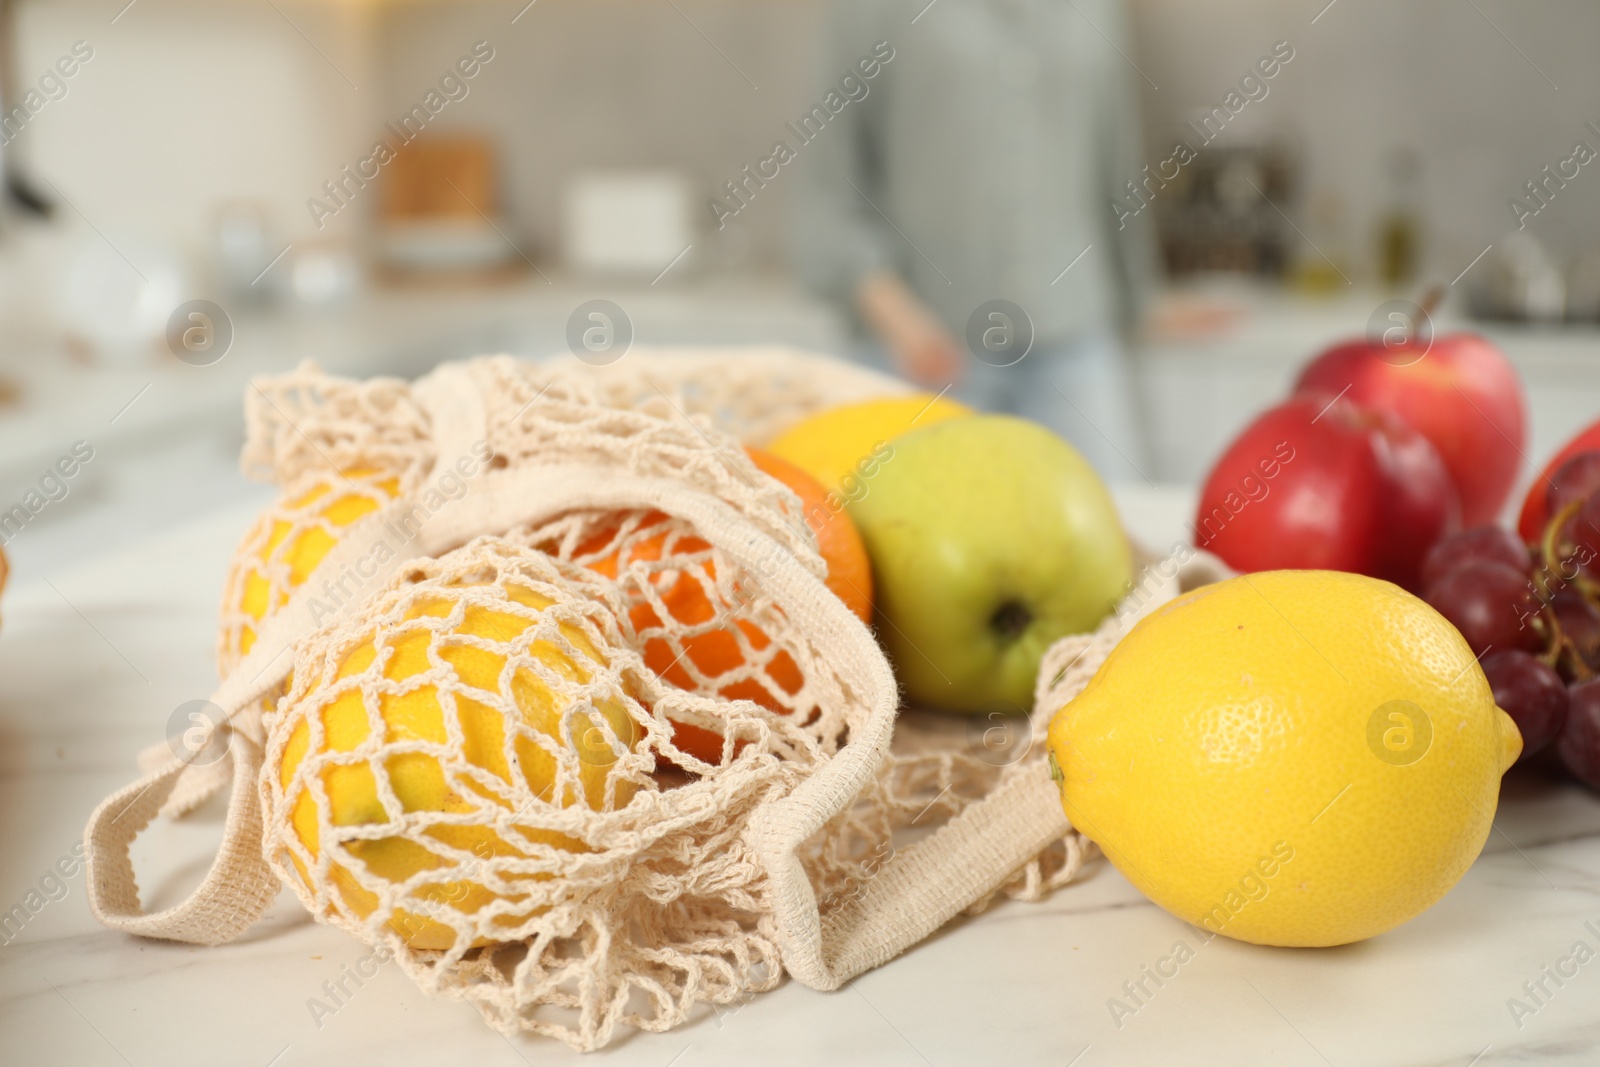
left=3, top=486, right=1600, bottom=1067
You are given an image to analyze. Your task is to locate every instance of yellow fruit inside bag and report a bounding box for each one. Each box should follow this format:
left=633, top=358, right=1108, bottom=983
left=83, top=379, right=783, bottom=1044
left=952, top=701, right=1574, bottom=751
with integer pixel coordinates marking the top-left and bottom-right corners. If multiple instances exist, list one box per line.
left=222, top=467, right=401, bottom=670
left=275, top=578, right=638, bottom=950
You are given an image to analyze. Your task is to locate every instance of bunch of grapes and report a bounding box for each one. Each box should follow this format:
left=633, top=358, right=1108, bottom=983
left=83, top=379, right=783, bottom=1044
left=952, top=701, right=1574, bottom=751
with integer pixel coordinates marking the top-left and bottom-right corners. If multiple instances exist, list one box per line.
left=1423, top=452, right=1600, bottom=787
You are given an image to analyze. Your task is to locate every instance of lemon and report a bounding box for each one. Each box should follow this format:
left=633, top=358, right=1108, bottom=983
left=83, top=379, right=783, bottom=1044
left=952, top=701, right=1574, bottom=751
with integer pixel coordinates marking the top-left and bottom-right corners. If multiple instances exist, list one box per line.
left=278, top=578, right=637, bottom=950
left=767, top=394, right=970, bottom=495
left=1047, top=570, right=1522, bottom=947
left=225, top=467, right=401, bottom=668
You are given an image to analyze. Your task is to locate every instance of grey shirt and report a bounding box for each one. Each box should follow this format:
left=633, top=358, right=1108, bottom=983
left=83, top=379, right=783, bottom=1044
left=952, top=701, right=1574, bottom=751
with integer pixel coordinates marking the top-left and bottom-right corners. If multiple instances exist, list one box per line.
left=789, top=0, right=1160, bottom=344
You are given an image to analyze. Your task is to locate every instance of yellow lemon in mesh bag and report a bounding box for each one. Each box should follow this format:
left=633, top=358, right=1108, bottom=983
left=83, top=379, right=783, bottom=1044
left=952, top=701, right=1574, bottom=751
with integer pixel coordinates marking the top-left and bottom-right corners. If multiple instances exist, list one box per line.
left=275, top=568, right=639, bottom=951
left=223, top=467, right=401, bottom=669
left=1047, top=570, right=1522, bottom=947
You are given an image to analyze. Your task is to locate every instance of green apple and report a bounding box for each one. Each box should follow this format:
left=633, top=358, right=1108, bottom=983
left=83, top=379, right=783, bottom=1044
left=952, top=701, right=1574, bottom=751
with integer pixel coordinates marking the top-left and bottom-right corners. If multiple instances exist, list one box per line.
left=847, top=415, right=1132, bottom=712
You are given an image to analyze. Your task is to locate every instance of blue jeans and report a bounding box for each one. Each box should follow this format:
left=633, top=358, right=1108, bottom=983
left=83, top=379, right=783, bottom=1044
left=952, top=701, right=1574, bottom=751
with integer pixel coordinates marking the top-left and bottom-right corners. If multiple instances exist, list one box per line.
left=855, top=334, right=1151, bottom=484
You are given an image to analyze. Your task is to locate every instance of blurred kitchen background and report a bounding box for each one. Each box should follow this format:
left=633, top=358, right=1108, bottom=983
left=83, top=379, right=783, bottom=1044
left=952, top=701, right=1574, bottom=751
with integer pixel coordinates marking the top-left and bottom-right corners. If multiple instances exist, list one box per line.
left=2, top=0, right=1599, bottom=574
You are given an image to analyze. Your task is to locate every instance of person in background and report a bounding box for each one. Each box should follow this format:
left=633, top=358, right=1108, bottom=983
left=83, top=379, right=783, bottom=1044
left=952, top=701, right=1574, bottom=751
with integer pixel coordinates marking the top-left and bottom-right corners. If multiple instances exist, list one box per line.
left=790, top=0, right=1160, bottom=482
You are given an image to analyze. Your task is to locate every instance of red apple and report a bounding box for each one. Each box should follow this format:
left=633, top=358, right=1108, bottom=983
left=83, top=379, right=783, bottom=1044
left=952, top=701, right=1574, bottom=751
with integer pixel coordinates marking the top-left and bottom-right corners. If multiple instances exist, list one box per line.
left=1518, top=421, right=1600, bottom=543
left=1294, top=333, right=1525, bottom=526
left=1194, top=393, right=1460, bottom=591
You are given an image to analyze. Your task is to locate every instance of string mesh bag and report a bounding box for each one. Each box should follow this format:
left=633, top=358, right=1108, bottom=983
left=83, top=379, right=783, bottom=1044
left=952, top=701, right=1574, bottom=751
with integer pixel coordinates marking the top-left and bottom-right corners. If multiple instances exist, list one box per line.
left=262, top=536, right=833, bottom=1047
left=218, top=345, right=903, bottom=698
left=128, top=374, right=437, bottom=822
left=217, top=370, right=434, bottom=677
left=429, top=356, right=1122, bottom=917
left=84, top=347, right=1230, bottom=1053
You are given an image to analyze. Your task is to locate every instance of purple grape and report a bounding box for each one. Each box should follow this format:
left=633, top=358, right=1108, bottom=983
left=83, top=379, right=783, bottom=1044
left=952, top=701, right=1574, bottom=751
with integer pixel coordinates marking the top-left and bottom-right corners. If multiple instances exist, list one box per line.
left=1552, top=588, right=1600, bottom=676
left=1546, top=452, right=1600, bottom=520
left=1482, top=650, right=1568, bottom=758
left=1420, top=526, right=1531, bottom=591
left=1543, top=490, right=1600, bottom=570
left=1558, top=678, right=1600, bottom=787
left=1425, top=561, right=1544, bottom=658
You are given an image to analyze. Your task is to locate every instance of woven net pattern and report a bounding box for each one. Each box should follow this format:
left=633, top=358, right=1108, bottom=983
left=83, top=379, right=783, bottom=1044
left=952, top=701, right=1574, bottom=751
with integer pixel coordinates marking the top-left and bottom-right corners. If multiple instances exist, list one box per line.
left=230, top=351, right=1100, bottom=1048
left=220, top=347, right=875, bottom=680
left=240, top=368, right=431, bottom=486
left=221, top=369, right=434, bottom=677
left=217, top=466, right=412, bottom=676
left=263, top=538, right=834, bottom=1049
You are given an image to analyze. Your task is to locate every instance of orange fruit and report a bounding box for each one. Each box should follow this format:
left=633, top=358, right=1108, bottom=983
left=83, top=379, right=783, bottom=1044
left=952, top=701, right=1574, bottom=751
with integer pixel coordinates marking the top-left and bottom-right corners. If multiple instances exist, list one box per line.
left=579, top=447, right=873, bottom=764
left=748, top=448, right=873, bottom=623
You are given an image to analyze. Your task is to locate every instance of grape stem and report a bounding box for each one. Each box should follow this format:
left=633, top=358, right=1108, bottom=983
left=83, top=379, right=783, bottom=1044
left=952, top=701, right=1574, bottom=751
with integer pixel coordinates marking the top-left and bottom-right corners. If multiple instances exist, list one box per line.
left=1538, top=496, right=1600, bottom=679
left=1536, top=498, right=1583, bottom=595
